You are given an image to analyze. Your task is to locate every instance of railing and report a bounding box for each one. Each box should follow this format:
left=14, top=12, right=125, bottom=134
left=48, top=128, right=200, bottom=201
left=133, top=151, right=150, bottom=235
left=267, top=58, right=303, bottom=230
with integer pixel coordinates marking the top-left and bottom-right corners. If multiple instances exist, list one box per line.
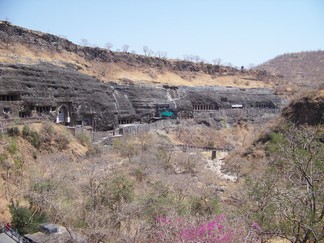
left=193, top=107, right=281, bottom=118
left=2, top=225, right=31, bottom=243
left=92, top=120, right=178, bottom=143
left=162, top=143, right=229, bottom=152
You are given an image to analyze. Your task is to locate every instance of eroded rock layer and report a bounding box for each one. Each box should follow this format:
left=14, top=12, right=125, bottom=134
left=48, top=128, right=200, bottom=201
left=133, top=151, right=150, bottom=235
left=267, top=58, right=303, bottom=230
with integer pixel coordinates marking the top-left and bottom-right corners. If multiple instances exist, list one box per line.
left=0, top=63, right=282, bottom=130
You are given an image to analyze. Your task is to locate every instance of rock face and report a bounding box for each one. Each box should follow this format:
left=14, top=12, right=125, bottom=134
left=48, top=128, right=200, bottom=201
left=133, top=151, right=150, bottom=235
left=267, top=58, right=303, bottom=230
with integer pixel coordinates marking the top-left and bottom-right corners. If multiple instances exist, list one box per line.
left=0, top=21, right=284, bottom=130
left=0, top=63, right=282, bottom=130
left=282, top=91, right=324, bottom=125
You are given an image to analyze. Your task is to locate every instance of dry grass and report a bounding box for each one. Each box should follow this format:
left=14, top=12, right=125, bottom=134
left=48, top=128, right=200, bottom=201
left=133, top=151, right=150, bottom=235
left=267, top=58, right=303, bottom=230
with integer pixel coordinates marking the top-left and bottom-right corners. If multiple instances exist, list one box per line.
left=0, top=122, right=89, bottom=224
left=0, top=42, right=270, bottom=88
left=0, top=198, right=11, bottom=223
left=24, top=123, right=88, bottom=157
left=259, top=51, right=324, bottom=88
left=93, top=63, right=270, bottom=88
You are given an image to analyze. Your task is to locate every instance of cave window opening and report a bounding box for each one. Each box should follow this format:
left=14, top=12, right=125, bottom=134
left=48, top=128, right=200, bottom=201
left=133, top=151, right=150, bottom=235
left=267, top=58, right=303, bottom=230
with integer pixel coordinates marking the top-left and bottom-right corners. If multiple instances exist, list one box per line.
left=118, top=118, right=132, bottom=125
left=36, top=106, right=51, bottom=113
left=3, top=107, right=11, bottom=113
left=0, top=95, right=20, bottom=101
left=193, top=104, right=218, bottom=111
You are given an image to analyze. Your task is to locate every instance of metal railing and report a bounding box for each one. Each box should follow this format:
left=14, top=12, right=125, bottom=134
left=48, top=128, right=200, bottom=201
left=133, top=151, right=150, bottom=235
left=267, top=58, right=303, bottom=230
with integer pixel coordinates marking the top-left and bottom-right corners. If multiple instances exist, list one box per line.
left=2, top=225, right=31, bottom=243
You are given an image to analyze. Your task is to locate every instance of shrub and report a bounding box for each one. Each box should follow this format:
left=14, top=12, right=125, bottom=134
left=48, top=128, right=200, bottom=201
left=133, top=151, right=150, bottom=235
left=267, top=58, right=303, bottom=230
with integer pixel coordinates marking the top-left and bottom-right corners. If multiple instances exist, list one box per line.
left=41, top=123, right=55, bottom=136
left=33, top=180, right=53, bottom=193
left=86, top=144, right=103, bottom=157
left=32, top=151, right=37, bottom=160
left=13, top=157, right=23, bottom=171
left=0, top=153, right=8, bottom=164
left=142, top=182, right=176, bottom=220
left=113, top=136, right=138, bottom=162
left=189, top=196, right=219, bottom=216
left=104, top=175, right=134, bottom=209
left=134, top=168, right=146, bottom=182
left=7, top=127, right=20, bottom=137
left=54, top=135, right=69, bottom=150
left=22, top=126, right=42, bottom=149
left=6, top=139, right=18, bottom=155
left=76, top=133, right=91, bottom=147
left=29, top=130, right=42, bottom=149
left=22, top=125, right=31, bottom=138
left=9, top=203, right=47, bottom=235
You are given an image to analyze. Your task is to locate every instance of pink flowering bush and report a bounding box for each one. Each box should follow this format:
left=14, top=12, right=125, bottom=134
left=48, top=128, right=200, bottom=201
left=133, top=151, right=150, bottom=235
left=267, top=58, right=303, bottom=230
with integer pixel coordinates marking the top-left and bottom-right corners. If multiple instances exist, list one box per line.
left=153, top=214, right=245, bottom=242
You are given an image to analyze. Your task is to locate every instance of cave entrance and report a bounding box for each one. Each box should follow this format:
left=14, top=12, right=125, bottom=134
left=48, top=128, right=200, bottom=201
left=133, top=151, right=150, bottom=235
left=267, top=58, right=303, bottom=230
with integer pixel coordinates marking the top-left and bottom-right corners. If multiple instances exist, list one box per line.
left=56, top=106, right=70, bottom=125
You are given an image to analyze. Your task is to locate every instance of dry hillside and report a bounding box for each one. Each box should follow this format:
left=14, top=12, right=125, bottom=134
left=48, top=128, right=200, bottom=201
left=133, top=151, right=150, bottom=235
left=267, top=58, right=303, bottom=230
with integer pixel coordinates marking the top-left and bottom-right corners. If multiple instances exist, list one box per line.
left=258, top=51, right=324, bottom=88
left=0, top=20, right=280, bottom=88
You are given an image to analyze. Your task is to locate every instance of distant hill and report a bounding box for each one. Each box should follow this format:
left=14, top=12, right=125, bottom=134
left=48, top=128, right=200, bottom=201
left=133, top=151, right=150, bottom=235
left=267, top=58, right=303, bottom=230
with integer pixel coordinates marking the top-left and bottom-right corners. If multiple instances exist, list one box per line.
left=258, top=51, right=324, bottom=88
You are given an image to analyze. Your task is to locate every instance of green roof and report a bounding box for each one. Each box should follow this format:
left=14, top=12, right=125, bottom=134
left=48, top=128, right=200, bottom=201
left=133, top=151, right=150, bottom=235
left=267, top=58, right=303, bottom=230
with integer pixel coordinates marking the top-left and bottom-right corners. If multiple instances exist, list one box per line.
left=161, top=111, right=174, bottom=117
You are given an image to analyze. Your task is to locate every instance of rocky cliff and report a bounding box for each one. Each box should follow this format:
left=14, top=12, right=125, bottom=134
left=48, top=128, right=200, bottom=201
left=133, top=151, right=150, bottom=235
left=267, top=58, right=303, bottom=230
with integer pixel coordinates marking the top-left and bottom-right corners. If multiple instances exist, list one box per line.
left=282, top=90, right=324, bottom=125
left=0, top=62, right=282, bottom=130
left=0, top=21, right=283, bottom=130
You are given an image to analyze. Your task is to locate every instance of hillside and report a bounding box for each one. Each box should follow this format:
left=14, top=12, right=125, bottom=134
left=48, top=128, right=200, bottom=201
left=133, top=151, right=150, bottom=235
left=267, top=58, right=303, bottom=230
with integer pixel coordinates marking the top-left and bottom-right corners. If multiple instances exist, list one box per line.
left=224, top=90, right=324, bottom=242
left=0, top=20, right=279, bottom=88
left=0, top=91, right=322, bottom=242
left=258, top=51, right=324, bottom=88
left=0, top=21, right=284, bottom=131
left=0, top=20, right=323, bottom=242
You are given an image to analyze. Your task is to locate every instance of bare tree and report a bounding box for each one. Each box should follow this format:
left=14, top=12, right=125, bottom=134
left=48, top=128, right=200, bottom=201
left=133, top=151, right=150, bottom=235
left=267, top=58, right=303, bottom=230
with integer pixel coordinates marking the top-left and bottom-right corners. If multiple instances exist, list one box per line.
left=122, top=44, right=129, bottom=53
left=212, top=58, right=222, bottom=65
left=247, top=124, right=324, bottom=242
left=194, top=55, right=201, bottom=63
left=105, top=42, right=113, bottom=51
left=80, top=38, right=90, bottom=47
left=156, top=51, right=167, bottom=59
left=4, top=17, right=11, bottom=24
left=143, top=46, right=149, bottom=56
left=248, top=63, right=255, bottom=70
left=183, top=55, right=190, bottom=61
left=147, top=49, right=154, bottom=57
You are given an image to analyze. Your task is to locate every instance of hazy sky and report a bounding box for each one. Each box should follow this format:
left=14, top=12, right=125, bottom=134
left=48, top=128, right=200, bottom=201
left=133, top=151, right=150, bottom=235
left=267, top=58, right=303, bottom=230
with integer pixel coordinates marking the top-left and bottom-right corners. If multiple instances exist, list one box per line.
left=0, top=0, right=323, bottom=66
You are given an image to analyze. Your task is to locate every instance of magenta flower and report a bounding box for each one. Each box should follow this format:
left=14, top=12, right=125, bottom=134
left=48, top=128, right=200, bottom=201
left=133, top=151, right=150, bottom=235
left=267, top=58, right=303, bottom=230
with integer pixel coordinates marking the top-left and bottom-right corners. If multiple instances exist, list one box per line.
left=251, top=222, right=262, bottom=231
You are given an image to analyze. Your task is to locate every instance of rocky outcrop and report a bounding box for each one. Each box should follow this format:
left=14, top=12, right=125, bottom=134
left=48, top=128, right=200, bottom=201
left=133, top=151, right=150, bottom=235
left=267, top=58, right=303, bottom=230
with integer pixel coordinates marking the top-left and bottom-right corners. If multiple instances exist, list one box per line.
left=282, top=91, right=324, bottom=125
left=0, top=21, right=284, bottom=130
left=0, top=63, right=120, bottom=129
left=0, top=62, right=282, bottom=130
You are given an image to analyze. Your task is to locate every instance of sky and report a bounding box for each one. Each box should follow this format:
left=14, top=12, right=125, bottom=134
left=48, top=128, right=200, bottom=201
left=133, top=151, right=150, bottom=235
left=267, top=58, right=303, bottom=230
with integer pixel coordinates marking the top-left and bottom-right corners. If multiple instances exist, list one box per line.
left=0, top=0, right=323, bottom=67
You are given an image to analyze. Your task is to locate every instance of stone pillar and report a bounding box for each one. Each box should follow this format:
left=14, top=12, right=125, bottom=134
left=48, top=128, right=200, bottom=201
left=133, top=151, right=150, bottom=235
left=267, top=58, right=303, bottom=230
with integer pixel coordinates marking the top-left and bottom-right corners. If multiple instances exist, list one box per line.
left=211, top=150, right=216, bottom=160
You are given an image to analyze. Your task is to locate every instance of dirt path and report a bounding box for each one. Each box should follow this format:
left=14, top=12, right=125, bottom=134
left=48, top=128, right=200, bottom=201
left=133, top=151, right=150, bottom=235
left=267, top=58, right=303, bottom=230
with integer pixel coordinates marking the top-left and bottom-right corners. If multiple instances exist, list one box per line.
left=205, top=151, right=237, bottom=181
